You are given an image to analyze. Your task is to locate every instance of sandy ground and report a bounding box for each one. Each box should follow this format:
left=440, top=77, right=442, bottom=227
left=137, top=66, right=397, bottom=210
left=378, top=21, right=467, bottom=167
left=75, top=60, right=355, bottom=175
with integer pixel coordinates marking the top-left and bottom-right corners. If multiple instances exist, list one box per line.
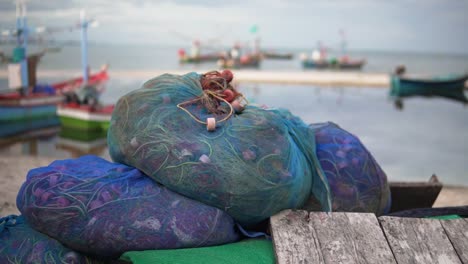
left=0, top=155, right=56, bottom=217
left=1, top=154, right=467, bottom=217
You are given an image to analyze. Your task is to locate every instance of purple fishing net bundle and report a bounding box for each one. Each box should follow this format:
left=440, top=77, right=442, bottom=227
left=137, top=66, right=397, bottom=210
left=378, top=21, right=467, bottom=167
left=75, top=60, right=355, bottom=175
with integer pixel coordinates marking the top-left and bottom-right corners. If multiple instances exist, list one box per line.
left=0, top=215, right=101, bottom=264
left=17, top=155, right=239, bottom=259
left=311, top=122, right=391, bottom=215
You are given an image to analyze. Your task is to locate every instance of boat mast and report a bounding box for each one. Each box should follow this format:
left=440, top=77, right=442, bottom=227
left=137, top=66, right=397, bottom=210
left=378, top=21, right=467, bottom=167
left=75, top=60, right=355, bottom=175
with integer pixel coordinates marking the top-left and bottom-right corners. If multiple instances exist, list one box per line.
left=339, top=29, right=347, bottom=57
left=250, top=25, right=260, bottom=55
left=16, top=0, right=29, bottom=93
left=80, top=10, right=89, bottom=84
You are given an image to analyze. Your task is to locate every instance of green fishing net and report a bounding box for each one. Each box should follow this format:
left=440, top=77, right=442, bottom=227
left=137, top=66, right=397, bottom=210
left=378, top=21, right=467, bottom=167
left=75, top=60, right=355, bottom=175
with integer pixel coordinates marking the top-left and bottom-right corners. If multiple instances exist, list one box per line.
left=108, top=72, right=331, bottom=227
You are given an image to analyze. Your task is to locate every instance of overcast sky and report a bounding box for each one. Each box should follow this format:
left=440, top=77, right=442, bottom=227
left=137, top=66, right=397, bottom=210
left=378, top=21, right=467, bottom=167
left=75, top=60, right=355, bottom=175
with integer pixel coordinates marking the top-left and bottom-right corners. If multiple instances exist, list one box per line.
left=0, top=0, right=467, bottom=54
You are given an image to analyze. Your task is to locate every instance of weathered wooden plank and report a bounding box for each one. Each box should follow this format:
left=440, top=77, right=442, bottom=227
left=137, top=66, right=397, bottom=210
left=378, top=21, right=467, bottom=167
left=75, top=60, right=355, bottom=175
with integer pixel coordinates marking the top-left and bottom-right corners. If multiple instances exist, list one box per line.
left=308, top=212, right=396, bottom=264
left=270, top=210, right=396, bottom=264
left=379, top=216, right=462, bottom=264
left=270, top=210, right=324, bottom=264
left=440, top=219, right=468, bottom=263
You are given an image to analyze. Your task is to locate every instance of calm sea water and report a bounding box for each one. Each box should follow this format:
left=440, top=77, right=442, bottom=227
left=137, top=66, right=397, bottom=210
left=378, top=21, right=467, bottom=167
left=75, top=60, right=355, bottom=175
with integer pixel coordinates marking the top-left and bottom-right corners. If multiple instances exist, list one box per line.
left=0, top=44, right=467, bottom=185
left=1, top=44, right=468, bottom=74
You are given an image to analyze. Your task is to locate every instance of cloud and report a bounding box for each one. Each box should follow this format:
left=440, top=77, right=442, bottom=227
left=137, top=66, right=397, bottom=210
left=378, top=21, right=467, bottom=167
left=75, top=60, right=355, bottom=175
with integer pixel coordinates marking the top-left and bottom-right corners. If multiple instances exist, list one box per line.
left=0, top=0, right=75, bottom=11
left=0, top=0, right=466, bottom=53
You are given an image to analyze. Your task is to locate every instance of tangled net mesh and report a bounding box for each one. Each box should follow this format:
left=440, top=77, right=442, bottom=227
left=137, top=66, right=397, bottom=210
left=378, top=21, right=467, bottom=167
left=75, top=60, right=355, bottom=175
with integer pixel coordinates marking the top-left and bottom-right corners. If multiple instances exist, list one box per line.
left=311, top=122, right=391, bottom=215
left=0, top=215, right=102, bottom=263
left=17, top=155, right=239, bottom=258
left=108, top=71, right=331, bottom=227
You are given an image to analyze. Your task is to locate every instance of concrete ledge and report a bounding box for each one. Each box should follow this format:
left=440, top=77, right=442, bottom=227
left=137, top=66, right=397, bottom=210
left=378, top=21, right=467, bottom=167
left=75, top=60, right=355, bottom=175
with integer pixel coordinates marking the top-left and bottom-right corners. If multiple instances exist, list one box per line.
left=2, top=69, right=467, bottom=88
left=1, top=69, right=389, bottom=87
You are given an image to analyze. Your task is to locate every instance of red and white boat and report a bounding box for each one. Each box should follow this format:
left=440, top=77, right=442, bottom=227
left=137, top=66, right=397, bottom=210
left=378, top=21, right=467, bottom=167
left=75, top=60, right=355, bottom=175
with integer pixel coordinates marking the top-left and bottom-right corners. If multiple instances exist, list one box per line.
left=0, top=68, right=109, bottom=123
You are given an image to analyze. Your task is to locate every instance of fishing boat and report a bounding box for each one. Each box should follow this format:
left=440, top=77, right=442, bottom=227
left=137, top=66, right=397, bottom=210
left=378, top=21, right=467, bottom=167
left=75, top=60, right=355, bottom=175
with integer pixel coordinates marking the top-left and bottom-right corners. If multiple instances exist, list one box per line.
left=178, top=41, right=226, bottom=64
left=0, top=2, right=59, bottom=137
left=218, top=54, right=261, bottom=69
left=51, top=67, right=109, bottom=94
left=0, top=117, right=61, bottom=139
left=0, top=68, right=109, bottom=132
left=1, top=3, right=109, bottom=139
left=0, top=82, right=107, bottom=137
left=336, top=59, right=366, bottom=69
left=57, top=103, right=113, bottom=132
left=390, top=66, right=468, bottom=103
left=302, top=58, right=366, bottom=70
left=261, top=51, right=293, bottom=60
left=303, top=32, right=366, bottom=70
left=55, top=10, right=114, bottom=133
left=387, top=175, right=443, bottom=213
left=179, top=53, right=225, bottom=64
left=59, top=125, right=108, bottom=142
left=0, top=94, right=63, bottom=121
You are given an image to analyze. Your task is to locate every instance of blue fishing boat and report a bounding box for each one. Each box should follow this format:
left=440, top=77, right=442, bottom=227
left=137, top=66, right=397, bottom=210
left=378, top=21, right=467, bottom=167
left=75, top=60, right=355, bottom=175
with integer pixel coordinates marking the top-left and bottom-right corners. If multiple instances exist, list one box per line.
left=0, top=94, right=63, bottom=122
left=0, top=117, right=60, bottom=138
left=390, top=66, right=468, bottom=103
left=0, top=1, right=62, bottom=138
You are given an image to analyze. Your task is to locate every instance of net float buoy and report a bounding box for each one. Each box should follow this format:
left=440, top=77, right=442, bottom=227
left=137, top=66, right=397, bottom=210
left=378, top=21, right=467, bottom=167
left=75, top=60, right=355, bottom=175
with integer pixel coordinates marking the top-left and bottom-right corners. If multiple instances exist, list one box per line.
left=223, top=89, right=235, bottom=102
left=221, top=69, right=233, bottom=83
left=232, top=100, right=244, bottom=114
left=206, top=117, right=216, bottom=131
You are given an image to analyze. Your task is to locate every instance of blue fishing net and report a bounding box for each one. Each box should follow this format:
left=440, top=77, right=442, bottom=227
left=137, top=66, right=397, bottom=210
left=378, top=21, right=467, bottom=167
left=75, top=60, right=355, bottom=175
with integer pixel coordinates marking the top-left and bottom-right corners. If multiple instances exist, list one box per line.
left=311, top=122, right=391, bottom=215
left=17, top=155, right=239, bottom=259
left=108, top=72, right=331, bottom=227
left=0, top=215, right=101, bottom=264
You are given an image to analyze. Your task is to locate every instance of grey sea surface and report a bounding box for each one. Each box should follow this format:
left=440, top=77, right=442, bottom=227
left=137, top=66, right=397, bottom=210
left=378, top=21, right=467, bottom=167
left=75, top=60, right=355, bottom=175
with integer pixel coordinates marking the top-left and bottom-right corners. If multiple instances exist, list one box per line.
left=1, top=44, right=468, bottom=75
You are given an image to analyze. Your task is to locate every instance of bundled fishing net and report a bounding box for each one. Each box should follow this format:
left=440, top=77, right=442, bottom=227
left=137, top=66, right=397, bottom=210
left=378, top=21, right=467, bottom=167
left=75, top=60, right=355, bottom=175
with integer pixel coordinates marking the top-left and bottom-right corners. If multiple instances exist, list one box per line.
left=0, top=215, right=101, bottom=264
left=108, top=71, right=332, bottom=226
left=311, top=122, right=391, bottom=215
left=17, top=155, right=239, bottom=259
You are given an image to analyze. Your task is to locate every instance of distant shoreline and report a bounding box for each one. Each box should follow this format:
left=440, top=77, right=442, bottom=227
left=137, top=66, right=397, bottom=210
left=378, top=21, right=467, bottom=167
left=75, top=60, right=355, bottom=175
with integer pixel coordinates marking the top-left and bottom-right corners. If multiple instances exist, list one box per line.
left=2, top=43, right=468, bottom=57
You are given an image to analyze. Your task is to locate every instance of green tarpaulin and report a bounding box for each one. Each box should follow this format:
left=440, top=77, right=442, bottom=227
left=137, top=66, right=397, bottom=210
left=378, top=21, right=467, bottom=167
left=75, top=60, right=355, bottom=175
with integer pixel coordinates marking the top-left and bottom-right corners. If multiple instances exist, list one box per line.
left=428, top=215, right=462, bottom=220
left=120, top=239, right=274, bottom=264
